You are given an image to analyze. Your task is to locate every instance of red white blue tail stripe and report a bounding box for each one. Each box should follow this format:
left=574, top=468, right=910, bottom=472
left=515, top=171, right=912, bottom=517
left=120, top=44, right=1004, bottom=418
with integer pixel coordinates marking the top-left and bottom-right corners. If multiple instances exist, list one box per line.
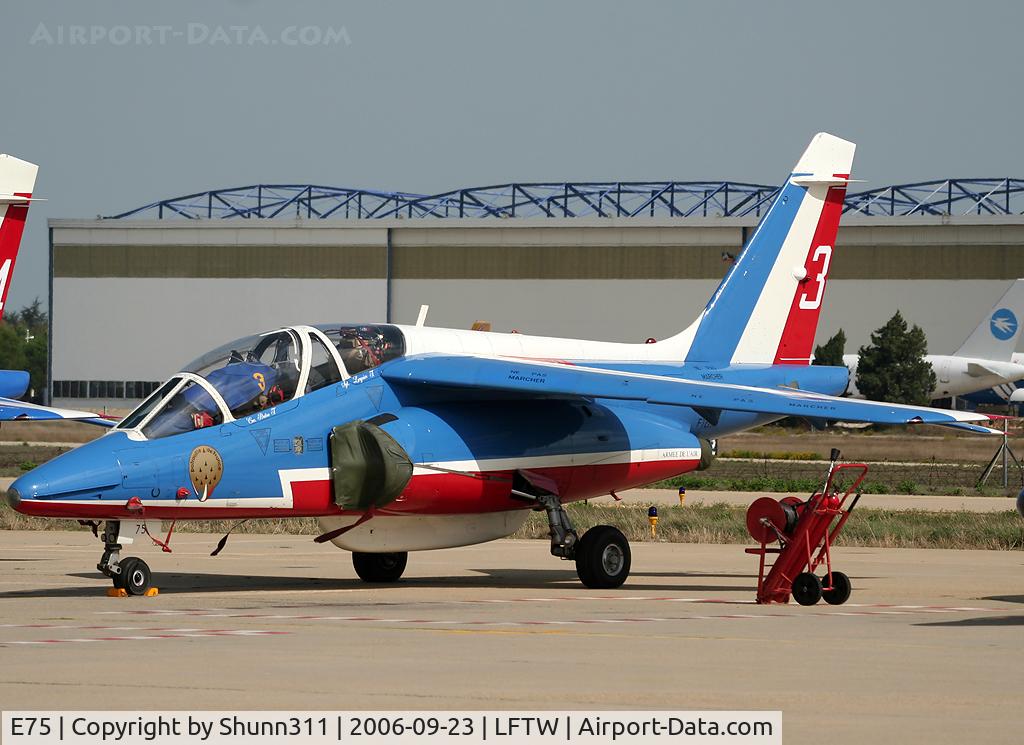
left=683, top=133, right=855, bottom=366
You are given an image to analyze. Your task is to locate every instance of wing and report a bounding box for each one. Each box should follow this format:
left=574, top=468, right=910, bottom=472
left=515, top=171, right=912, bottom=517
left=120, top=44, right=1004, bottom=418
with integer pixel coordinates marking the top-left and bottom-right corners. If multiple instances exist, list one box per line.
left=0, top=397, right=118, bottom=427
left=383, top=354, right=1002, bottom=435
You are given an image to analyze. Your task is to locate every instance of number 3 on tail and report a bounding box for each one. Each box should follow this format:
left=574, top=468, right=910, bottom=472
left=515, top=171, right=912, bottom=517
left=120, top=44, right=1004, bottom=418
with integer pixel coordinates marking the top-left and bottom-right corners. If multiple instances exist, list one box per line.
left=798, top=245, right=832, bottom=310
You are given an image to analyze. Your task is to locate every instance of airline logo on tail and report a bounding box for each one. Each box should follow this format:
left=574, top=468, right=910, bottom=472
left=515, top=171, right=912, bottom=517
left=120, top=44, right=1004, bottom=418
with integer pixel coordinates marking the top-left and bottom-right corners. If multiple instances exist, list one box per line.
left=990, top=309, right=1017, bottom=340
left=0, top=154, right=40, bottom=314
left=953, top=279, right=1024, bottom=360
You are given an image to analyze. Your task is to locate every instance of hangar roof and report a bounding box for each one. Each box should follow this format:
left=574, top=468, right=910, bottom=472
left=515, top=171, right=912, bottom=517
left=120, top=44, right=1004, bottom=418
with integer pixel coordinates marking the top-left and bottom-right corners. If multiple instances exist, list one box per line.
left=105, top=179, right=1024, bottom=221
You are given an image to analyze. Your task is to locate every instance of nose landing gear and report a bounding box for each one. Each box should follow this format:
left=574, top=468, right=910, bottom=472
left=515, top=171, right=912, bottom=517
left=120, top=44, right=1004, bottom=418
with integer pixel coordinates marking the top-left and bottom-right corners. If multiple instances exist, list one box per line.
left=97, top=520, right=154, bottom=596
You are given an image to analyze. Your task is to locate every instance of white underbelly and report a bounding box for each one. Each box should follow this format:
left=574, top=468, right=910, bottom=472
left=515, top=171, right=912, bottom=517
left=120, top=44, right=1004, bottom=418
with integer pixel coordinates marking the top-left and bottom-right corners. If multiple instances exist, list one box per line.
left=317, top=510, right=530, bottom=552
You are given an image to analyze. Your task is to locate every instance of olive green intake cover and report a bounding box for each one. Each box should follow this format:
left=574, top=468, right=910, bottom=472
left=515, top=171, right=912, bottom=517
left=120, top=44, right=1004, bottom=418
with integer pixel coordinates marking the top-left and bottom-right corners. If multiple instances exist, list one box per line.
left=329, top=420, right=413, bottom=511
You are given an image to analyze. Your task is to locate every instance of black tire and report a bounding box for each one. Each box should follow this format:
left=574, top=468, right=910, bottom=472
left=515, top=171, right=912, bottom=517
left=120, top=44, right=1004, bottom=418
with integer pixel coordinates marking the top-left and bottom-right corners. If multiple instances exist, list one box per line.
left=352, top=551, right=408, bottom=583
left=119, top=557, right=152, bottom=596
left=792, top=571, right=823, bottom=606
left=573, top=531, right=595, bottom=587
left=822, top=571, right=852, bottom=605
left=574, top=525, right=631, bottom=589
left=111, top=558, right=128, bottom=589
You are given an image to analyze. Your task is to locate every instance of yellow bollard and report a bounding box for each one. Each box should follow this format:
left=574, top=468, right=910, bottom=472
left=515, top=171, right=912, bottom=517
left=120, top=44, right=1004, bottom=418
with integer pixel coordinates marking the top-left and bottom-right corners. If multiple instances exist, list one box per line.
left=678, top=487, right=686, bottom=506
left=648, top=506, right=659, bottom=539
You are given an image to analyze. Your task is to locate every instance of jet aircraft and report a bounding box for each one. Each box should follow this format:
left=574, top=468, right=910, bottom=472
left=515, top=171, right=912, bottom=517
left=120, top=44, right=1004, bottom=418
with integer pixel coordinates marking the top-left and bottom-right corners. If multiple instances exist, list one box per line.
left=843, top=279, right=1024, bottom=400
left=1, top=136, right=1002, bottom=595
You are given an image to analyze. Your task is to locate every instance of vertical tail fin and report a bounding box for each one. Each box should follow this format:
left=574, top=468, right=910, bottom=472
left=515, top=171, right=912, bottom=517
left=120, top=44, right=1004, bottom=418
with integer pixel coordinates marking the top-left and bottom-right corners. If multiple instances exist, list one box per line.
left=952, top=279, right=1024, bottom=360
left=679, top=133, right=855, bottom=365
left=0, top=154, right=40, bottom=315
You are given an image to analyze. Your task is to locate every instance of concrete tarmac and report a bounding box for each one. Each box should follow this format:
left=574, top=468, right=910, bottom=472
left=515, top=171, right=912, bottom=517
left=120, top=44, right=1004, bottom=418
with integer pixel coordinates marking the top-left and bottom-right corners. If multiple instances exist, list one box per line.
left=0, top=531, right=1022, bottom=743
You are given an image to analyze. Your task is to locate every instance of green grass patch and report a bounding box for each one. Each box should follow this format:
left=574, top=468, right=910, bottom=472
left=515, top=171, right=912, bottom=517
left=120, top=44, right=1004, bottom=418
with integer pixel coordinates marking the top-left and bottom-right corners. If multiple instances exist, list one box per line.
left=654, top=474, right=831, bottom=493
left=3, top=501, right=1020, bottom=551
left=651, top=472, right=1000, bottom=497
left=511, top=503, right=1024, bottom=550
left=722, top=450, right=822, bottom=461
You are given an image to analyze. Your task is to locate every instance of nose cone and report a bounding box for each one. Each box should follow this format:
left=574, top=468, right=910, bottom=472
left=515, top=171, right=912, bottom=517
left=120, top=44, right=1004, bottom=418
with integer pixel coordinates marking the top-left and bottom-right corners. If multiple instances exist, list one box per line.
left=10, top=437, right=124, bottom=505
left=6, top=484, right=20, bottom=510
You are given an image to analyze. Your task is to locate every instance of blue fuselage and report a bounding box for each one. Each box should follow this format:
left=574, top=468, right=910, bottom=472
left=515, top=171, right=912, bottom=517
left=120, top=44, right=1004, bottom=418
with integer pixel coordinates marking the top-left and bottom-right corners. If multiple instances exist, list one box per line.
left=8, top=362, right=848, bottom=518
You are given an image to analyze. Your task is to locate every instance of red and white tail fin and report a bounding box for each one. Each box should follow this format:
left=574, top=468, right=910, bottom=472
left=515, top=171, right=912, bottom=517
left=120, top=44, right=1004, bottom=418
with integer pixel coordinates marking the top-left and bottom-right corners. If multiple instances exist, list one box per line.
left=0, top=154, right=40, bottom=315
left=771, top=135, right=855, bottom=365
left=677, top=133, right=855, bottom=366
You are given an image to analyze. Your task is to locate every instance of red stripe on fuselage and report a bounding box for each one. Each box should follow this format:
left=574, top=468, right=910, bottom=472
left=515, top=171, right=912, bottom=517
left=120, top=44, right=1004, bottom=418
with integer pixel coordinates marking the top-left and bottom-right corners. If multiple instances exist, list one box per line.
left=773, top=183, right=847, bottom=365
left=297, top=456, right=700, bottom=515
left=14, top=458, right=701, bottom=520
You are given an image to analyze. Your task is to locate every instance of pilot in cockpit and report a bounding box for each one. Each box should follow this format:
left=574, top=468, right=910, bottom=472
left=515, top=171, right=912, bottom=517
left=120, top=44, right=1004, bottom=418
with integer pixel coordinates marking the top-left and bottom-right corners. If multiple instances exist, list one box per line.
left=335, top=330, right=379, bottom=375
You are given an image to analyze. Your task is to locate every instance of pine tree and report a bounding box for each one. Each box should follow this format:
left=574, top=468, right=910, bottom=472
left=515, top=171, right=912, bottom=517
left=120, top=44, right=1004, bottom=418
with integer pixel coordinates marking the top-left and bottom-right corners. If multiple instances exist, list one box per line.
left=855, top=311, right=936, bottom=405
left=813, top=329, right=846, bottom=366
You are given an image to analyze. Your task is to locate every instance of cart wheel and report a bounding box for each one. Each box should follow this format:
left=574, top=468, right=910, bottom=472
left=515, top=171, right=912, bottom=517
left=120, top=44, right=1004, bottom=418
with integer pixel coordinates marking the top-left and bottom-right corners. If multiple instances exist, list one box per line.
left=822, top=571, right=852, bottom=605
left=792, top=572, right=822, bottom=606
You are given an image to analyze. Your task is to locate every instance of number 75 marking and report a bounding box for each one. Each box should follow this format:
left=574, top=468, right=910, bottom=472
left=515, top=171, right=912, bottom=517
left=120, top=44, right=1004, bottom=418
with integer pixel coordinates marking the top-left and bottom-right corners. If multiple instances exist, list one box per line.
left=798, top=245, right=832, bottom=310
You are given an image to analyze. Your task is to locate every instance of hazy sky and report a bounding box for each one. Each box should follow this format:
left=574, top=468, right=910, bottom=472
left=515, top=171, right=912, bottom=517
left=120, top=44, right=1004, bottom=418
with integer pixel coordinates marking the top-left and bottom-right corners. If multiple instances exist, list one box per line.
left=2, top=0, right=1022, bottom=309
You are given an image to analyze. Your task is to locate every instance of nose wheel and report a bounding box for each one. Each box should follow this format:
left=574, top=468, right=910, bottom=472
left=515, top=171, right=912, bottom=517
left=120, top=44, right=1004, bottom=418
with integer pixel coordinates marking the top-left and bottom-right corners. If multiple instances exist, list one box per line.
left=114, top=556, right=153, bottom=595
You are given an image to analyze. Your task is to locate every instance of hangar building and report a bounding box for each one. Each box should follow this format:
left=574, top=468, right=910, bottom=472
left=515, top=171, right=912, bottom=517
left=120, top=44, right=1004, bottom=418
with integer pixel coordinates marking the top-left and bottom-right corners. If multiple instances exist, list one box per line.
left=48, top=179, right=1024, bottom=406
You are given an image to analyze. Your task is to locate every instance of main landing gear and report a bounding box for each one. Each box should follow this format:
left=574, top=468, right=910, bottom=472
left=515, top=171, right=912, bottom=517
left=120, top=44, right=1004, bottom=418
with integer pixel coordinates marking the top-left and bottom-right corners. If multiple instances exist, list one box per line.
left=352, top=551, right=408, bottom=583
left=97, top=521, right=153, bottom=596
left=534, top=493, right=631, bottom=589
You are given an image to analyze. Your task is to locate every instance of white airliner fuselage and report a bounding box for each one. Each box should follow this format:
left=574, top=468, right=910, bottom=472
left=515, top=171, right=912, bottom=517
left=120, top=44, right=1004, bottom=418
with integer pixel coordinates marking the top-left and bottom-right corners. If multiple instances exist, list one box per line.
left=844, top=353, right=1024, bottom=400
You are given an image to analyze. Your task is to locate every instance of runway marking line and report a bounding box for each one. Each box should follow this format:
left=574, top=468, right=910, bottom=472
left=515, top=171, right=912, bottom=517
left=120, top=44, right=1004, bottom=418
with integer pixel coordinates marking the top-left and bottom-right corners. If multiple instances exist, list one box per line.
left=0, top=621, right=290, bottom=646
left=93, top=595, right=1011, bottom=612
left=3, top=629, right=287, bottom=646
left=91, top=602, right=1019, bottom=629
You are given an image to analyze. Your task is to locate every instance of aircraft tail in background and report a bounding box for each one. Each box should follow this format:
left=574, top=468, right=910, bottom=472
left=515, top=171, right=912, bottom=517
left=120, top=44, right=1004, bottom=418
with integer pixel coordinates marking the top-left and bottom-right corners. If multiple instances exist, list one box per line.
left=0, top=154, right=40, bottom=315
left=952, top=278, right=1024, bottom=360
left=675, top=133, right=856, bottom=366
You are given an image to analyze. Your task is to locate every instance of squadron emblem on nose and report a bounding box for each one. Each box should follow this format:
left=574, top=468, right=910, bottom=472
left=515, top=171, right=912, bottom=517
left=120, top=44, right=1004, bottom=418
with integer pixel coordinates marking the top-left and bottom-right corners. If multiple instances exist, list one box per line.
left=189, top=445, right=224, bottom=502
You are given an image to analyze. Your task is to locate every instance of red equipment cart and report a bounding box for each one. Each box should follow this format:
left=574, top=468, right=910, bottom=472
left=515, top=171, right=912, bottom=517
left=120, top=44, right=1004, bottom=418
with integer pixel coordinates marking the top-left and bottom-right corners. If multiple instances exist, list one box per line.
left=744, top=449, right=866, bottom=605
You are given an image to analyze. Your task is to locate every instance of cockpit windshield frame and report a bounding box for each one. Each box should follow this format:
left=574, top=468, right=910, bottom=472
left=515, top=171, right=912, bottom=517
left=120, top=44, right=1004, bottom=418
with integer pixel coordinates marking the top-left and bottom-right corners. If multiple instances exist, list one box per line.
left=116, top=324, right=406, bottom=441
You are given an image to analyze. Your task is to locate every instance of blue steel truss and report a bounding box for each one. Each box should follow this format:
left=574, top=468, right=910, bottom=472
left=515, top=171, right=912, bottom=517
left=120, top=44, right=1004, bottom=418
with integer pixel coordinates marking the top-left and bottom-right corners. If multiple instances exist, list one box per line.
left=842, top=179, right=1024, bottom=216
left=108, top=185, right=428, bottom=220
left=106, top=178, right=1024, bottom=220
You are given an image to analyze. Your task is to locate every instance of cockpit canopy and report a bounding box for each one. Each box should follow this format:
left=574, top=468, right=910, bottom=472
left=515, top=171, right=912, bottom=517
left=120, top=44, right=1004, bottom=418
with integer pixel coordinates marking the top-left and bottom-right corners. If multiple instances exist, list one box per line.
left=117, top=324, right=406, bottom=439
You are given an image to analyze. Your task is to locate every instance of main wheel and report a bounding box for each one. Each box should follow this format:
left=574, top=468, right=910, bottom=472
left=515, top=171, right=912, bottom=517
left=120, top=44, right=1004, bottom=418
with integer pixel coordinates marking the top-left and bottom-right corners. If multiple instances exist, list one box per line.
left=791, top=571, right=823, bottom=606
left=118, top=557, right=152, bottom=596
left=822, top=571, right=852, bottom=605
left=574, top=525, right=631, bottom=589
left=352, top=551, right=408, bottom=583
